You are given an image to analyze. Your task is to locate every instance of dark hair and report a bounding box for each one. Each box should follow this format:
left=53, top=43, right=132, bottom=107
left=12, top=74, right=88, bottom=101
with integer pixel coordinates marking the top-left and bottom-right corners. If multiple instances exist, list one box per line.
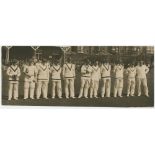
left=42, top=58, right=47, bottom=63
left=67, top=57, right=71, bottom=62
left=11, top=59, right=18, bottom=64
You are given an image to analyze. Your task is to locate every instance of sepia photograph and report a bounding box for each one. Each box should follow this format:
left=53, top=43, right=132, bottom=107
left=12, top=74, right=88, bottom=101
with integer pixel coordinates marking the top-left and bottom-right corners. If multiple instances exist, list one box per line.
left=1, top=1, right=155, bottom=155
left=1, top=46, right=154, bottom=107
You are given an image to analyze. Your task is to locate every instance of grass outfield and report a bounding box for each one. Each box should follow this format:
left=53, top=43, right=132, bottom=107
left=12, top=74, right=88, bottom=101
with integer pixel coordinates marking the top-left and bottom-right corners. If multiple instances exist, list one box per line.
left=2, top=95, right=154, bottom=107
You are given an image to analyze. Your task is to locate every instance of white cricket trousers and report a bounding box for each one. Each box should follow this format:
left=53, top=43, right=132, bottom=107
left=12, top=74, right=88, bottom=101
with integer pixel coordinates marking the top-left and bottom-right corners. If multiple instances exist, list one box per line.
left=127, top=78, right=135, bottom=96
left=136, top=78, right=149, bottom=96
left=101, top=77, right=111, bottom=97
left=8, top=81, right=19, bottom=100
left=36, top=80, right=48, bottom=99
left=114, top=78, right=123, bottom=97
left=79, top=77, right=91, bottom=98
left=64, top=78, right=75, bottom=98
left=51, top=80, right=62, bottom=98
left=24, top=81, right=35, bottom=99
left=90, top=79, right=99, bottom=98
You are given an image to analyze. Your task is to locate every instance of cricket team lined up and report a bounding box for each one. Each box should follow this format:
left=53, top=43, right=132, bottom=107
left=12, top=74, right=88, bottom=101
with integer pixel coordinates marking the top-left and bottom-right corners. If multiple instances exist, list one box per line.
left=6, top=57, right=150, bottom=100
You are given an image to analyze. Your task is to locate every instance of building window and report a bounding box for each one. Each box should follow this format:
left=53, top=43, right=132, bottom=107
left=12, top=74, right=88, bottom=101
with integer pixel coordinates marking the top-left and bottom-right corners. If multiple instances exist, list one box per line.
left=146, top=46, right=154, bottom=54
left=77, top=46, right=84, bottom=53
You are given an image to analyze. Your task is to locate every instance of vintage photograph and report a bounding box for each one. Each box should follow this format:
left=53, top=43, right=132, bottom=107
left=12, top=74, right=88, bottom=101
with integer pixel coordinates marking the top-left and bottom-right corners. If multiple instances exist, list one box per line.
left=1, top=46, right=154, bottom=107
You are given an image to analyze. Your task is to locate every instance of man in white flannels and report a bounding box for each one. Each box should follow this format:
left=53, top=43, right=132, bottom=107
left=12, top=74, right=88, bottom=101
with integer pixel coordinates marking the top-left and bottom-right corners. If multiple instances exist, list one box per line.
left=50, top=59, right=62, bottom=98
left=23, top=59, right=37, bottom=99
left=6, top=59, right=21, bottom=100
left=78, top=59, right=92, bottom=98
left=136, top=60, right=149, bottom=97
left=100, top=59, right=111, bottom=97
left=36, top=58, right=49, bottom=99
left=126, top=63, right=136, bottom=97
left=62, top=57, right=76, bottom=99
left=90, top=59, right=101, bottom=98
left=113, top=60, right=124, bottom=97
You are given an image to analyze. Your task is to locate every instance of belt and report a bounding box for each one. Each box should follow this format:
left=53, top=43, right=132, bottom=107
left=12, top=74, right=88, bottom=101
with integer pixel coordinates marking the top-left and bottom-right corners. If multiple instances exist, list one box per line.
left=25, top=75, right=34, bottom=78
left=82, top=76, right=90, bottom=78
left=101, top=76, right=111, bottom=78
left=64, top=77, right=74, bottom=78
left=51, top=79, right=61, bottom=80
left=115, top=77, right=123, bottom=79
